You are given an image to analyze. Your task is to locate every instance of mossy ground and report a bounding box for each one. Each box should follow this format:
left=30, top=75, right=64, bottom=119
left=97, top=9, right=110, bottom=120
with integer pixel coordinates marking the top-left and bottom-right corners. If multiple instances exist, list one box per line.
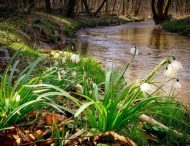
left=162, top=17, right=190, bottom=36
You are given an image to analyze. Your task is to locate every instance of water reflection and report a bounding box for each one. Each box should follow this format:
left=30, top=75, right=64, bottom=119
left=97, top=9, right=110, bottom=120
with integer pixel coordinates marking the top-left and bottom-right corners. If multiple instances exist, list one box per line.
left=149, top=28, right=169, bottom=50
left=76, top=21, right=190, bottom=105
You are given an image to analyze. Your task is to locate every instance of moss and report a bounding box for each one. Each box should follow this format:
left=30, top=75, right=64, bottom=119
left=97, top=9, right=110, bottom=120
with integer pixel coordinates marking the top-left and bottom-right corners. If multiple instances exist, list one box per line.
left=32, top=18, right=61, bottom=42
left=0, top=22, right=40, bottom=57
left=0, top=22, right=31, bottom=42
left=8, top=42, right=39, bottom=57
left=63, top=26, right=76, bottom=37
left=162, top=17, right=190, bottom=36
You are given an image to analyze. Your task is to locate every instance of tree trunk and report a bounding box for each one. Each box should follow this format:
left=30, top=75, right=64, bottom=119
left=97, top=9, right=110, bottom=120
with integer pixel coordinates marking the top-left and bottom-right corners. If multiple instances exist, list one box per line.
left=94, top=0, right=108, bottom=16
left=82, top=0, right=92, bottom=16
left=112, top=0, right=117, bottom=15
left=45, top=0, right=51, bottom=13
left=164, top=0, right=171, bottom=15
left=65, top=0, right=76, bottom=18
left=27, top=0, right=36, bottom=13
left=134, top=0, right=142, bottom=16
left=151, top=0, right=172, bottom=24
left=122, top=0, right=125, bottom=15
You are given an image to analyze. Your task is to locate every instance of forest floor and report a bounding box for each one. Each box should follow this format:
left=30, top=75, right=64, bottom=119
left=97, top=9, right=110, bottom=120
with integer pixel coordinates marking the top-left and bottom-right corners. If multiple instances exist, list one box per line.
left=162, top=16, right=190, bottom=36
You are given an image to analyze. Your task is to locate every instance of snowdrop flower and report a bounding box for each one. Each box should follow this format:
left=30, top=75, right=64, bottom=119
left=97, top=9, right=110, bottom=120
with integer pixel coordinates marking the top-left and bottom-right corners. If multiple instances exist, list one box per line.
left=63, top=52, right=72, bottom=58
left=71, top=54, right=80, bottom=63
left=50, top=51, right=55, bottom=56
left=164, top=59, right=182, bottom=77
left=53, top=53, right=60, bottom=59
left=53, top=61, right=59, bottom=66
left=171, top=60, right=182, bottom=71
left=174, top=79, right=182, bottom=89
left=15, top=93, right=20, bottom=102
left=71, top=71, right=77, bottom=77
left=75, top=84, right=83, bottom=93
left=130, top=46, right=138, bottom=55
left=60, top=69, right=66, bottom=76
left=140, top=83, right=152, bottom=93
left=62, top=58, right=66, bottom=64
left=164, top=64, right=177, bottom=77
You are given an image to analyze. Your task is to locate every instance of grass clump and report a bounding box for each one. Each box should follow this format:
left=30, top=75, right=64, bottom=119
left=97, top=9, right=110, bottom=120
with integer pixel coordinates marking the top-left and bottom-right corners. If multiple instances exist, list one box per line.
left=0, top=54, right=80, bottom=129
left=72, top=52, right=190, bottom=145
left=50, top=50, right=105, bottom=85
left=32, top=18, right=61, bottom=42
left=162, top=17, right=190, bottom=36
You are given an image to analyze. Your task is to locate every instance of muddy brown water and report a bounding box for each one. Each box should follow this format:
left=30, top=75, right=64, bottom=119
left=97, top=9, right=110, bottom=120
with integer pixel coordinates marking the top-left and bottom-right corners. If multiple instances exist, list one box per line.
left=75, top=21, right=190, bottom=105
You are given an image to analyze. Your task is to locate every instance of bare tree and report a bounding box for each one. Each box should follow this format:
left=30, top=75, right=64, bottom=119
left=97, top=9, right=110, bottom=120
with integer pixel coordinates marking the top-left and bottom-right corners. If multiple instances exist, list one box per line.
left=65, top=0, right=76, bottom=17
left=151, top=0, right=171, bottom=24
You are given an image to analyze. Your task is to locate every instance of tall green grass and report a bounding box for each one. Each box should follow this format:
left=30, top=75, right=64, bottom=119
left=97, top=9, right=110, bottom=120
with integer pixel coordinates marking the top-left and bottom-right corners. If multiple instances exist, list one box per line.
left=0, top=55, right=79, bottom=129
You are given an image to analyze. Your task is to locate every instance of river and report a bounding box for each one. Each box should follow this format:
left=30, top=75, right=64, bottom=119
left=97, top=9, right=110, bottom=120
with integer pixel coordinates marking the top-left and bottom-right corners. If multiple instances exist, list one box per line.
left=75, top=21, right=190, bottom=105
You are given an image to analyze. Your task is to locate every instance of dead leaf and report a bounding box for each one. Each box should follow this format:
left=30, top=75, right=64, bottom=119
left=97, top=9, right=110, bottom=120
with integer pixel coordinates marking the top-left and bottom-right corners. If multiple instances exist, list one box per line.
left=45, top=113, right=61, bottom=126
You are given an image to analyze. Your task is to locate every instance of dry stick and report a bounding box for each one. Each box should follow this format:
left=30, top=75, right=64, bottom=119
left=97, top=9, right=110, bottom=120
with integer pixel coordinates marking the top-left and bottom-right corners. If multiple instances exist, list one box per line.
left=139, top=114, right=190, bottom=140
left=103, top=131, right=137, bottom=146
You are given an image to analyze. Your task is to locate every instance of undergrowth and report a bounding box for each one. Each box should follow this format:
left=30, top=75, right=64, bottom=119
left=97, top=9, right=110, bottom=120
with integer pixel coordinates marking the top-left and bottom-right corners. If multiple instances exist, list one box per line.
left=162, top=17, right=190, bottom=36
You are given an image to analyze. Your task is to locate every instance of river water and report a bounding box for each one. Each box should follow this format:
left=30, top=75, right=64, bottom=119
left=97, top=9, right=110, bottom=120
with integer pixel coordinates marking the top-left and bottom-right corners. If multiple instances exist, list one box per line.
left=75, top=21, right=190, bottom=105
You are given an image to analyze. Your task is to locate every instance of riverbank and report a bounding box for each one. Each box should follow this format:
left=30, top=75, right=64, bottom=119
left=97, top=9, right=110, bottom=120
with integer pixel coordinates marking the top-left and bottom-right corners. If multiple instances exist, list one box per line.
left=162, top=16, right=190, bottom=36
left=0, top=12, right=145, bottom=52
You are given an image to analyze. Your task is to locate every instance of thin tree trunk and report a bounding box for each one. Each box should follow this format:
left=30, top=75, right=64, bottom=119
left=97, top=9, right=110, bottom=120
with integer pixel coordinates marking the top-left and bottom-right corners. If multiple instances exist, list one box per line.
left=94, top=0, right=108, bottom=16
left=122, top=0, right=125, bottom=15
left=45, top=0, right=51, bottom=13
left=82, top=0, right=92, bottom=15
left=164, top=0, right=171, bottom=15
left=134, top=0, right=142, bottom=16
left=65, top=0, right=76, bottom=18
left=112, top=0, right=117, bottom=15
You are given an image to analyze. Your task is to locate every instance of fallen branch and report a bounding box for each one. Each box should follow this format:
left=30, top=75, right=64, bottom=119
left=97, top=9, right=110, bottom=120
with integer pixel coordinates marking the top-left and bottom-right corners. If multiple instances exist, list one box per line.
left=139, top=114, right=190, bottom=140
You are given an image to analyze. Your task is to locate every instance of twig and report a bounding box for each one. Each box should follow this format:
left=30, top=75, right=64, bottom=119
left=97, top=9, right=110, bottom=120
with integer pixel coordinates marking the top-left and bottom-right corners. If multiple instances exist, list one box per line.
left=139, top=114, right=190, bottom=140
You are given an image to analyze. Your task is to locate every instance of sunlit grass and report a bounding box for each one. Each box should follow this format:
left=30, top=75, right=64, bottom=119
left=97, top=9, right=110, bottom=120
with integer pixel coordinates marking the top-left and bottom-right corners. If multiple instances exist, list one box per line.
left=0, top=22, right=40, bottom=57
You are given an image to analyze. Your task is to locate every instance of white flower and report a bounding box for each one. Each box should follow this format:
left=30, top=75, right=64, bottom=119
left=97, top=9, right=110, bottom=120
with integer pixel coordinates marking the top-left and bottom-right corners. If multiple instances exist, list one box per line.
left=71, top=54, right=80, bottom=63
left=174, top=79, right=182, bottom=89
left=171, top=60, right=182, bottom=71
left=61, top=58, right=66, bottom=64
left=15, top=94, right=20, bottom=102
left=63, top=52, right=72, bottom=58
left=60, top=69, right=66, bottom=76
left=140, top=83, right=152, bottom=92
left=75, top=84, right=83, bottom=93
left=71, top=71, right=77, bottom=77
left=164, top=60, right=182, bottom=78
left=130, top=47, right=138, bottom=55
left=164, top=64, right=177, bottom=77
left=50, top=51, right=55, bottom=56
left=53, top=53, right=60, bottom=59
left=53, top=61, right=59, bottom=66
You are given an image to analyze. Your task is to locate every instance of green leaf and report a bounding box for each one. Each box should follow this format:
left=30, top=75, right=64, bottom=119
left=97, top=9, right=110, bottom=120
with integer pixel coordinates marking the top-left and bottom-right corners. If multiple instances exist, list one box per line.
left=75, top=102, right=94, bottom=117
